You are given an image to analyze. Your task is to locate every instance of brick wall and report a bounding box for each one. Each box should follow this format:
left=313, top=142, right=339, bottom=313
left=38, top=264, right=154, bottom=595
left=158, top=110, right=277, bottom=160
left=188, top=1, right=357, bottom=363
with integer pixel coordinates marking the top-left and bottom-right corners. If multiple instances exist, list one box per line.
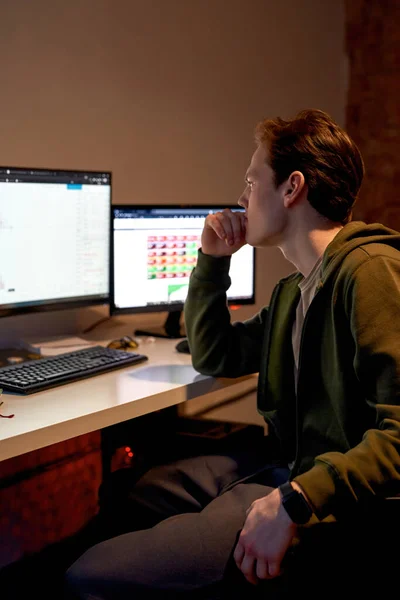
left=345, top=0, right=400, bottom=230
left=0, top=433, right=102, bottom=569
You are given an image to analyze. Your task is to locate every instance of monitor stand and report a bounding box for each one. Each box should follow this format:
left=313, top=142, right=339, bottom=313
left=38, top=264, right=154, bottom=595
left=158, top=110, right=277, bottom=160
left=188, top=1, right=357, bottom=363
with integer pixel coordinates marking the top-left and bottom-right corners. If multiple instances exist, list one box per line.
left=134, top=310, right=186, bottom=339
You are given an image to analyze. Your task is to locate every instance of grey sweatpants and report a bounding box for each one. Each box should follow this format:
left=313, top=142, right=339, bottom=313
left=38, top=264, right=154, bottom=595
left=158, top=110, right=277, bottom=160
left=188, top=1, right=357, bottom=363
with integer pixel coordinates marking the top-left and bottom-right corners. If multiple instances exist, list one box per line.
left=64, top=450, right=289, bottom=599
left=64, top=450, right=397, bottom=599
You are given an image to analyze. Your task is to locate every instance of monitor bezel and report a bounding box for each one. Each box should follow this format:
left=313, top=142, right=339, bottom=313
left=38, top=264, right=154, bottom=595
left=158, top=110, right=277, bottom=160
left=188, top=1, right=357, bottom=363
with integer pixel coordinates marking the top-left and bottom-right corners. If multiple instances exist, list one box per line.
left=0, top=165, right=112, bottom=319
left=109, top=204, right=256, bottom=317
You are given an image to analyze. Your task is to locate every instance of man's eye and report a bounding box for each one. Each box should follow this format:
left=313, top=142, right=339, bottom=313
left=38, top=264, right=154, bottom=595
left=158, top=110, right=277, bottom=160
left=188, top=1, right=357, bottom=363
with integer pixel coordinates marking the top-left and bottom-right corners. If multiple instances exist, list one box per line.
left=247, top=180, right=255, bottom=189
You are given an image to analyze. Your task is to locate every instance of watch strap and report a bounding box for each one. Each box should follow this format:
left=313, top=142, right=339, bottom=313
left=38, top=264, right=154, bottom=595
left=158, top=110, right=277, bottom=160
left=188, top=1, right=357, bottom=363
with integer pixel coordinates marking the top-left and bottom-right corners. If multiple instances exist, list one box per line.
left=279, top=481, right=313, bottom=525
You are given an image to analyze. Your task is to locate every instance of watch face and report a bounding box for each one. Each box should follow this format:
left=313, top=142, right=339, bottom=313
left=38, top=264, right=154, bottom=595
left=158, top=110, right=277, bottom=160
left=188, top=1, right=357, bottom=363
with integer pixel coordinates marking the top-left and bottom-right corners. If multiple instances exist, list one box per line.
left=281, top=485, right=312, bottom=525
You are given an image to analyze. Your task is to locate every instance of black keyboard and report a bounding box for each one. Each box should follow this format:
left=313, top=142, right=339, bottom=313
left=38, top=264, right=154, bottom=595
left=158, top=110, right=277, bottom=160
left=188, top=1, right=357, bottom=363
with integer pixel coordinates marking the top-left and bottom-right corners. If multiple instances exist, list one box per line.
left=0, top=345, right=148, bottom=394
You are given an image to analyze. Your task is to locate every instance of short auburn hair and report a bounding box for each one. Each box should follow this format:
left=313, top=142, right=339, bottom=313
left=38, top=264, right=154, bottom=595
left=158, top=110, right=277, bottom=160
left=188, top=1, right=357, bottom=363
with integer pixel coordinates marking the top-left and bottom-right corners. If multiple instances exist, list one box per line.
left=254, top=109, right=365, bottom=224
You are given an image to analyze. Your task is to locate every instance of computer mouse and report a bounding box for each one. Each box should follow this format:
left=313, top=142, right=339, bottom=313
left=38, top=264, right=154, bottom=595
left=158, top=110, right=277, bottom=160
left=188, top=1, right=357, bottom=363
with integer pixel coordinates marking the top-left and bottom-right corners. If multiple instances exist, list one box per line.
left=175, top=338, right=191, bottom=354
left=107, top=336, right=139, bottom=351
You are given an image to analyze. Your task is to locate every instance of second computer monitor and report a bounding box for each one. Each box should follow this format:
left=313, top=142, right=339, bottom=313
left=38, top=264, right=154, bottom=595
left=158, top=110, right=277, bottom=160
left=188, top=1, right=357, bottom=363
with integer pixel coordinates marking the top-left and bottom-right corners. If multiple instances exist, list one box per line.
left=0, top=166, right=111, bottom=320
left=110, top=205, right=256, bottom=338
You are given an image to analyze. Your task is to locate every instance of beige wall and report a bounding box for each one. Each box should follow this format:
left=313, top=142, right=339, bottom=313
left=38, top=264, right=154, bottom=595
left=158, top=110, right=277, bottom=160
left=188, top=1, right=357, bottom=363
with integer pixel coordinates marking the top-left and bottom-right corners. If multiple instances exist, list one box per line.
left=1, top=0, right=346, bottom=340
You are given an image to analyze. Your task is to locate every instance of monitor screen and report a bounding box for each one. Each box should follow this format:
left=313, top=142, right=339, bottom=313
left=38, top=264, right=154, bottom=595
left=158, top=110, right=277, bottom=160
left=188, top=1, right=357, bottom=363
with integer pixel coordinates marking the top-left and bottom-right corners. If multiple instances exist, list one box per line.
left=110, top=205, right=256, bottom=338
left=0, top=166, right=111, bottom=319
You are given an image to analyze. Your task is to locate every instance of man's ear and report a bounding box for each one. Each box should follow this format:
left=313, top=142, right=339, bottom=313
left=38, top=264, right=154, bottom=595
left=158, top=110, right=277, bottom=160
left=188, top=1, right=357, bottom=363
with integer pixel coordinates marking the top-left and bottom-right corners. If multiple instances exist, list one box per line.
left=283, top=171, right=305, bottom=208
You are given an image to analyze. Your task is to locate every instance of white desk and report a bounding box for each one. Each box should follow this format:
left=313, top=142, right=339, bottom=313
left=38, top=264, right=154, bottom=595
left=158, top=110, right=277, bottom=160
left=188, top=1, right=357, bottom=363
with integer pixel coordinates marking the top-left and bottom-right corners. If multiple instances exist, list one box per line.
left=0, top=337, right=258, bottom=463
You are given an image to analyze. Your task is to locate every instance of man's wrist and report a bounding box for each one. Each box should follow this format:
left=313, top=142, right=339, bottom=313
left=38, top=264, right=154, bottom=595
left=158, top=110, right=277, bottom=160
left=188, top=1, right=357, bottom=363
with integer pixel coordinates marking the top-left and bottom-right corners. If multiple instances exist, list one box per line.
left=199, top=247, right=232, bottom=259
left=279, top=481, right=313, bottom=525
left=290, top=481, right=312, bottom=507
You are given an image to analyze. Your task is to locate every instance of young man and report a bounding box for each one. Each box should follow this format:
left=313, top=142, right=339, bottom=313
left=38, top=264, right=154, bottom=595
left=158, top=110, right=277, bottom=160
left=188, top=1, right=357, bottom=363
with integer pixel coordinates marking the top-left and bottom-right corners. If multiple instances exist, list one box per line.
left=65, top=109, right=400, bottom=599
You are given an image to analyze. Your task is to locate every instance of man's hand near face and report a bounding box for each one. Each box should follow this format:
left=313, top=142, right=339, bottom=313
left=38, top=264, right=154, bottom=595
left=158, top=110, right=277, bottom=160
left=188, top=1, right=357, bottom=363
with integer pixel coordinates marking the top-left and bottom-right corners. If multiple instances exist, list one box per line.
left=233, top=488, right=298, bottom=585
left=202, top=208, right=247, bottom=257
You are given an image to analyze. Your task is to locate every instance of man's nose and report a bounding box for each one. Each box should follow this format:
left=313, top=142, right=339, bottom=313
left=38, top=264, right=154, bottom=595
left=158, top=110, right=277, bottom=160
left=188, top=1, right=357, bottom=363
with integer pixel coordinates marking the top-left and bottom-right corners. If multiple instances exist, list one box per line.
left=238, top=189, right=248, bottom=208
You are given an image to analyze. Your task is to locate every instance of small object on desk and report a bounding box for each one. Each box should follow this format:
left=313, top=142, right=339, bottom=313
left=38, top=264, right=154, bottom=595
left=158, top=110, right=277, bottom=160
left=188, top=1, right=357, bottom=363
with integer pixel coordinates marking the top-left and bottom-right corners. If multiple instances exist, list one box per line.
left=0, top=396, right=14, bottom=418
left=0, top=348, right=42, bottom=367
left=0, top=345, right=148, bottom=395
left=175, top=338, right=191, bottom=354
left=107, top=336, right=139, bottom=351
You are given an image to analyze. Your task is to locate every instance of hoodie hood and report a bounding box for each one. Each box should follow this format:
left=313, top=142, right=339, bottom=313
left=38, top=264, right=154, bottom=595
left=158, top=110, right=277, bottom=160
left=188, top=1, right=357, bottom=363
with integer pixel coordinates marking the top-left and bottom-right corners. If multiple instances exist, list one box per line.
left=321, top=221, right=400, bottom=283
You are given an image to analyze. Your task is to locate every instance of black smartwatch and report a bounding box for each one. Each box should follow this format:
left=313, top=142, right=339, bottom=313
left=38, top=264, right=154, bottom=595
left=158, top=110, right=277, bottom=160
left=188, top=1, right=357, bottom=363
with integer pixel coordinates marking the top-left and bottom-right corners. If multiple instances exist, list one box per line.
left=279, top=481, right=313, bottom=525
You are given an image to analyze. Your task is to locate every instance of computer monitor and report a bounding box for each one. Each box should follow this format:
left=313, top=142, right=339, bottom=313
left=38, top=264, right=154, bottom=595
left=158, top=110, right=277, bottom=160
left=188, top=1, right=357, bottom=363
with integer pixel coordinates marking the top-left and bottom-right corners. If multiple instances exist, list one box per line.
left=0, top=166, right=112, bottom=330
left=110, top=205, right=256, bottom=338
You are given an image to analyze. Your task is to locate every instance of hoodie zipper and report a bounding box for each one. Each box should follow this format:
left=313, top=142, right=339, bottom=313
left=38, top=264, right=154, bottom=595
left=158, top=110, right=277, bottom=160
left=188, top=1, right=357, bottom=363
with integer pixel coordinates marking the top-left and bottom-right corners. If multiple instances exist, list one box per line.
left=289, top=279, right=324, bottom=477
left=257, top=281, right=282, bottom=413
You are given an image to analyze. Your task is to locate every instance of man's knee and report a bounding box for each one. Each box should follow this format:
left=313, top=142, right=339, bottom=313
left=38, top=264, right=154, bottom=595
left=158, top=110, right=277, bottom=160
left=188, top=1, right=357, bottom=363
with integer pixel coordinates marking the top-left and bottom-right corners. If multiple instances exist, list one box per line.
left=64, top=549, right=99, bottom=600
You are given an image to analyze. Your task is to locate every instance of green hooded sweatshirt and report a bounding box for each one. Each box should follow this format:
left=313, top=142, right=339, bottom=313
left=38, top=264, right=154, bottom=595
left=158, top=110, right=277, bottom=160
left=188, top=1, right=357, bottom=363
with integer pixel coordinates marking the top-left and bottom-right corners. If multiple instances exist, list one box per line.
left=184, top=221, right=400, bottom=522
